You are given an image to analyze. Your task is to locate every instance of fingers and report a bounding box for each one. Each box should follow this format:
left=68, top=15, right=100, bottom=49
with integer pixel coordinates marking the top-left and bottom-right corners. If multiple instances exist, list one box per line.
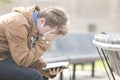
left=49, top=67, right=63, bottom=76
left=47, top=34, right=58, bottom=40
left=44, top=29, right=56, bottom=36
left=43, top=33, right=59, bottom=41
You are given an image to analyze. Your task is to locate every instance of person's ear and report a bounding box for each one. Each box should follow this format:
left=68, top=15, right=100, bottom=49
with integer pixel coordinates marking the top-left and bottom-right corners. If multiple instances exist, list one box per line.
left=39, top=18, right=46, bottom=27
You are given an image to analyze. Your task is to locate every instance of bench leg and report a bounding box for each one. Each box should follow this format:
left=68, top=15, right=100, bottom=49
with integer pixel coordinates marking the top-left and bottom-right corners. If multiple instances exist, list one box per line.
left=81, top=63, right=84, bottom=71
left=91, top=62, right=95, bottom=77
left=73, top=64, right=76, bottom=80
left=60, top=72, right=63, bottom=80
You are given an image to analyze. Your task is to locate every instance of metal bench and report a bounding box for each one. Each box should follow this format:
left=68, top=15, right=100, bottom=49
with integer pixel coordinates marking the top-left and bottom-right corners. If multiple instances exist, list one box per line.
left=43, top=33, right=100, bottom=80
left=93, top=33, right=120, bottom=80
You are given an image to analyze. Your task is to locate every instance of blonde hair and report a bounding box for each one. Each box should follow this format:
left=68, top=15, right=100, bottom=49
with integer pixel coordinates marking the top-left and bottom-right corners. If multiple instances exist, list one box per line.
left=38, top=6, right=68, bottom=36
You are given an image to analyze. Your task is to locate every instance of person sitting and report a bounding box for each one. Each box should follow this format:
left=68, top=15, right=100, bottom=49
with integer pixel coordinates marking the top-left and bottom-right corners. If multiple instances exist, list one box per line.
left=0, top=4, right=68, bottom=80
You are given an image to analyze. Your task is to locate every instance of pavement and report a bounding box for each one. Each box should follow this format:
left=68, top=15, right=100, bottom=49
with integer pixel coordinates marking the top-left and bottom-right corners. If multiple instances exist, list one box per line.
left=49, top=69, right=109, bottom=80
left=49, top=68, right=120, bottom=80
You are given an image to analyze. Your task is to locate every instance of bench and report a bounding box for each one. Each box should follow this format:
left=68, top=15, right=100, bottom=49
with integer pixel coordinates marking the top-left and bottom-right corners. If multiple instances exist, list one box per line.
left=43, top=33, right=100, bottom=80
left=93, top=33, right=120, bottom=80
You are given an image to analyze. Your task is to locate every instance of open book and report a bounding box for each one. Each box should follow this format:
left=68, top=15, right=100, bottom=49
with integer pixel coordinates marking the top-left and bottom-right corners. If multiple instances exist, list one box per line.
left=42, top=62, right=69, bottom=71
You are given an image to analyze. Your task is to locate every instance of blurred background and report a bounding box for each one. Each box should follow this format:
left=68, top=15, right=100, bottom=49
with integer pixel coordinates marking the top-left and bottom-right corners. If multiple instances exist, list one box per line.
left=0, top=0, right=120, bottom=33
left=0, top=0, right=120, bottom=80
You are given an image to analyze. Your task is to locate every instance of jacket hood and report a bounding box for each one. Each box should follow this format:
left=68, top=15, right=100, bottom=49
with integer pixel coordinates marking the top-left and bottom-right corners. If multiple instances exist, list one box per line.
left=12, top=4, right=40, bottom=14
left=12, top=5, right=40, bottom=37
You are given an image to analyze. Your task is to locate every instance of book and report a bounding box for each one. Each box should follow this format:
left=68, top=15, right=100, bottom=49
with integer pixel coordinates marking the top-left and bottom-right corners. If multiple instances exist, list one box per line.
left=42, top=61, right=69, bottom=71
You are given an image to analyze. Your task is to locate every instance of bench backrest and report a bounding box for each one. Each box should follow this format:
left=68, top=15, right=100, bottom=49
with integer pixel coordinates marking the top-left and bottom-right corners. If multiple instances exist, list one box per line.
left=44, top=33, right=98, bottom=57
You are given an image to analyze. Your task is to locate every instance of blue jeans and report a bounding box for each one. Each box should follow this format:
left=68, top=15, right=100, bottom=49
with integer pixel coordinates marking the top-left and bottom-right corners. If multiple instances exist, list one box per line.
left=0, top=60, right=48, bottom=80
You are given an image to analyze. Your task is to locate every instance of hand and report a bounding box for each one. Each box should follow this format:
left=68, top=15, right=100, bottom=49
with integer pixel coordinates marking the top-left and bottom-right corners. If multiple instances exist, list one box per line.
left=49, top=67, right=63, bottom=76
left=43, top=29, right=59, bottom=41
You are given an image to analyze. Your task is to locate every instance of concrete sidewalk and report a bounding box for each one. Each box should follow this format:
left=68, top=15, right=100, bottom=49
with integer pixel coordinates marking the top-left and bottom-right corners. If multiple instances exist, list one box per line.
left=49, top=69, right=113, bottom=80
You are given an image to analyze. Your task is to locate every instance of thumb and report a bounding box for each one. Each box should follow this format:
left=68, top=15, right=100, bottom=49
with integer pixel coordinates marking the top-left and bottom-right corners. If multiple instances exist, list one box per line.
left=44, top=29, right=56, bottom=36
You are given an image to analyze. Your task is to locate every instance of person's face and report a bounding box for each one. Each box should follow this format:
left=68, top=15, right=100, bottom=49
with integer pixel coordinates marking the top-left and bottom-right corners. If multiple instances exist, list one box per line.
left=37, top=18, right=59, bottom=36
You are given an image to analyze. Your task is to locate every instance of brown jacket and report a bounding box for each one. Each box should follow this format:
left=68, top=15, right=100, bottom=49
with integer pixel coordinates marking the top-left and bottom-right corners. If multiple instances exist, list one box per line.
left=0, top=5, right=50, bottom=78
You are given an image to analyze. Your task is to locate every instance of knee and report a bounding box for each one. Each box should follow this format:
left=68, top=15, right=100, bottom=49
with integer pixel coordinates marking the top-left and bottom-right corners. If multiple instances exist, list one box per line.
left=29, top=70, right=43, bottom=80
left=32, top=73, right=43, bottom=80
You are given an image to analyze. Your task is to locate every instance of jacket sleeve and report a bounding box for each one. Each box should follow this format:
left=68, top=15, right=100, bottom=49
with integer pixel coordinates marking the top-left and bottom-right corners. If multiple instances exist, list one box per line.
left=5, top=21, right=50, bottom=67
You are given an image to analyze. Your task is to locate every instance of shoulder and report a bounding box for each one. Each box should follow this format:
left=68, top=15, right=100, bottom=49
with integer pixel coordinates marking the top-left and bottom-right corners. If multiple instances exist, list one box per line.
left=12, top=12, right=30, bottom=26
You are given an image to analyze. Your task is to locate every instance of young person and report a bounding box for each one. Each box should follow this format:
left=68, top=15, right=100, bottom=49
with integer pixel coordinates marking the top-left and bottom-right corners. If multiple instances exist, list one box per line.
left=0, top=4, right=68, bottom=80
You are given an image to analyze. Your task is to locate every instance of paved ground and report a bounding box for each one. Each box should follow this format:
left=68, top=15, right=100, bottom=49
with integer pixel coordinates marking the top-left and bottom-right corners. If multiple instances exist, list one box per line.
left=49, top=69, right=109, bottom=80
left=49, top=68, right=120, bottom=80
